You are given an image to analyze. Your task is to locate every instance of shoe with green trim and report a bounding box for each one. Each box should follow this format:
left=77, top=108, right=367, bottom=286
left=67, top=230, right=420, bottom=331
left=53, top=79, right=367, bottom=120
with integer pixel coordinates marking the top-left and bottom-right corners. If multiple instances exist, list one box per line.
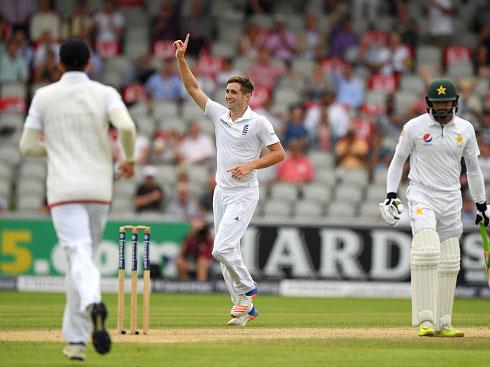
left=436, top=326, right=464, bottom=337
left=417, top=322, right=436, bottom=337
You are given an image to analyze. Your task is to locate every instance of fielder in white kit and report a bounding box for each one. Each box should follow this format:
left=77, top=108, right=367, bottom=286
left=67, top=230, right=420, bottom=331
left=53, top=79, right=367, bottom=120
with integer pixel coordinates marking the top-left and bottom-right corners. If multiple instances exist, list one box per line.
left=379, top=78, right=489, bottom=337
left=174, top=34, right=285, bottom=326
left=19, top=38, right=136, bottom=359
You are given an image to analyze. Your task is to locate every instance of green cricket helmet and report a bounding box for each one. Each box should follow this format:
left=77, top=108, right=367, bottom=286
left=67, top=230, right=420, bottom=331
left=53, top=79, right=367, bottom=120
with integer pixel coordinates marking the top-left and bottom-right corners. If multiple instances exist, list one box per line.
left=425, top=78, right=459, bottom=123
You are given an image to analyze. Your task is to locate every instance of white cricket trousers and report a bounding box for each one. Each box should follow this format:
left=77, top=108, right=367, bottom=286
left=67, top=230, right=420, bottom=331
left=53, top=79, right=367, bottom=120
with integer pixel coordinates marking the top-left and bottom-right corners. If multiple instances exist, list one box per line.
left=212, top=186, right=259, bottom=304
left=51, top=203, right=109, bottom=343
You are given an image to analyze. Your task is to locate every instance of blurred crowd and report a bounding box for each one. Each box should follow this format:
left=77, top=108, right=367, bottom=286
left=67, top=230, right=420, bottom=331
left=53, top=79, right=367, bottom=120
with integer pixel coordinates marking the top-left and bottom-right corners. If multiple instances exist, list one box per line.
left=1, top=0, right=490, bottom=223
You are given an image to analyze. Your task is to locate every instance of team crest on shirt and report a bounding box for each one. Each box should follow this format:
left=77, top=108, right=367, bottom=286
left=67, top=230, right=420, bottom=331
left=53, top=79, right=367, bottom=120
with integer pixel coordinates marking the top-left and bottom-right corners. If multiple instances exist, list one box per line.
left=456, top=134, right=463, bottom=145
left=423, top=133, right=432, bottom=144
left=242, top=124, right=249, bottom=136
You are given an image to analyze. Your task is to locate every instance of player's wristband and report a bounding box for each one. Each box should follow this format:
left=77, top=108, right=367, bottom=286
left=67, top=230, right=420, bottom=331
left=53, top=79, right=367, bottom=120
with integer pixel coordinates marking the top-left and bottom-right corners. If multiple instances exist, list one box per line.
left=476, top=202, right=487, bottom=212
left=386, top=192, right=397, bottom=200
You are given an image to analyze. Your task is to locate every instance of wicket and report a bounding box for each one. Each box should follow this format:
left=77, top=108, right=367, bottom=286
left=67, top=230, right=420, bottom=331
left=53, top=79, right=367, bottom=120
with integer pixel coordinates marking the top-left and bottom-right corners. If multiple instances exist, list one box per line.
left=117, top=225, right=151, bottom=335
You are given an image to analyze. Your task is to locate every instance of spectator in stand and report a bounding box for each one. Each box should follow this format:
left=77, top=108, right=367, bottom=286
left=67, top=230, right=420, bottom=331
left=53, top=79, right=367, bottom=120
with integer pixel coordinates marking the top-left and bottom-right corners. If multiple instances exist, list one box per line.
left=237, top=22, right=265, bottom=59
left=427, top=0, right=454, bottom=48
left=181, top=0, right=211, bottom=57
left=192, top=64, right=216, bottom=99
left=216, top=57, right=240, bottom=87
left=377, top=32, right=413, bottom=75
left=376, top=93, right=404, bottom=141
left=457, top=78, right=482, bottom=123
left=248, top=47, right=286, bottom=91
left=176, top=218, right=213, bottom=282
left=472, top=0, right=490, bottom=34
left=0, top=38, right=28, bottom=84
left=176, top=121, right=215, bottom=165
left=304, top=62, right=331, bottom=101
left=316, top=105, right=333, bottom=151
left=335, top=125, right=369, bottom=169
left=151, top=0, right=181, bottom=43
left=478, top=108, right=490, bottom=145
left=297, top=13, right=325, bottom=61
left=199, top=172, right=216, bottom=213
left=277, top=139, right=315, bottom=183
left=33, top=30, right=60, bottom=67
left=0, top=0, right=35, bottom=28
left=477, top=27, right=490, bottom=77
left=283, top=104, right=309, bottom=149
left=328, top=16, right=359, bottom=58
left=478, top=136, right=490, bottom=184
left=33, top=49, right=61, bottom=83
left=153, top=128, right=181, bottom=163
left=264, top=14, right=297, bottom=63
left=29, top=0, right=61, bottom=41
left=166, top=182, right=202, bottom=221
left=12, top=28, right=34, bottom=65
left=245, top=0, right=274, bottom=17
left=332, top=63, right=364, bottom=109
left=0, top=13, right=11, bottom=43
left=304, top=90, right=350, bottom=146
left=123, top=53, right=155, bottom=85
left=83, top=39, right=103, bottom=80
left=352, top=31, right=384, bottom=74
left=322, top=0, right=350, bottom=25
left=145, top=58, right=185, bottom=101
left=366, top=126, right=393, bottom=180
left=134, top=165, right=164, bottom=213
left=254, top=94, right=284, bottom=134
left=62, top=0, right=92, bottom=39
left=352, top=0, right=381, bottom=28
left=461, top=195, right=475, bottom=225
left=92, top=0, right=125, bottom=44
left=394, top=2, right=418, bottom=49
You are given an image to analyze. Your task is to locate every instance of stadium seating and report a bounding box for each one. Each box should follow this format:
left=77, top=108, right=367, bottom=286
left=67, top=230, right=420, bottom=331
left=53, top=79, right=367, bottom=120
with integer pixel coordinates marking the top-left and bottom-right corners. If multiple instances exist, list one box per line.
left=2, top=0, right=486, bottom=223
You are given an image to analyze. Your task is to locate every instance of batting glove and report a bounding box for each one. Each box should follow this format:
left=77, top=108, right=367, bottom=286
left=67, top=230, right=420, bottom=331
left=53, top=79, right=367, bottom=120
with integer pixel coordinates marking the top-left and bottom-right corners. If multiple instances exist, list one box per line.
left=379, top=192, right=404, bottom=227
left=476, top=202, right=490, bottom=227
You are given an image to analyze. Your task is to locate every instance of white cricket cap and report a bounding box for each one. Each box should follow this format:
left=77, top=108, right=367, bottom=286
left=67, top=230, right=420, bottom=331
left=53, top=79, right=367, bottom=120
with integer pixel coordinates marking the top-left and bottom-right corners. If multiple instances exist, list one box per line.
left=142, top=165, right=157, bottom=177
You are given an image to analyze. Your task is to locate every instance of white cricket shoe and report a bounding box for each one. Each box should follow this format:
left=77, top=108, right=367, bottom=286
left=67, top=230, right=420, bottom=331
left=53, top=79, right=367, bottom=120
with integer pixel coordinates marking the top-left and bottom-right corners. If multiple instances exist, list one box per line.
left=227, top=307, right=258, bottom=327
left=63, top=344, right=86, bottom=361
left=230, top=289, right=257, bottom=317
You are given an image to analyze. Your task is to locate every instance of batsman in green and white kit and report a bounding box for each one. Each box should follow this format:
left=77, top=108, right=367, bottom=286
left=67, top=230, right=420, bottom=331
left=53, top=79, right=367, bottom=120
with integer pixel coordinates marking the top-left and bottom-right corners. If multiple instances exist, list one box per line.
left=379, top=78, right=489, bottom=337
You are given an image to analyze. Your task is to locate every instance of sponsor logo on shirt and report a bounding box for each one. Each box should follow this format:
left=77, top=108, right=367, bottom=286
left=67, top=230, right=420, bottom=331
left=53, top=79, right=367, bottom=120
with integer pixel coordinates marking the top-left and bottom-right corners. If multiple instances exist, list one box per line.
left=220, top=118, right=232, bottom=128
left=242, top=124, right=249, bottom=136
left=423, top=133, right=432, bottom=144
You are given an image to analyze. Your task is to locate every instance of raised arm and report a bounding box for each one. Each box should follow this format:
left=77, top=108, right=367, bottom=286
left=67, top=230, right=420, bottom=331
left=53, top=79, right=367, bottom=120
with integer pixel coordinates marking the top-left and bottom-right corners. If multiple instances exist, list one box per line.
left=173, top=34, right=208, bottom=111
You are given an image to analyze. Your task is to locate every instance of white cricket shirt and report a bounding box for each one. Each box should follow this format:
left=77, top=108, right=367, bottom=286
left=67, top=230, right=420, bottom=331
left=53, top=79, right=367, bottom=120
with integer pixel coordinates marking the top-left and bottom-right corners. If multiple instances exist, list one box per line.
left=390, top=113, right=479, bottom=193
left=204, top=99, right=280, bottom=188
left=24, top=71, right=126, bottom=206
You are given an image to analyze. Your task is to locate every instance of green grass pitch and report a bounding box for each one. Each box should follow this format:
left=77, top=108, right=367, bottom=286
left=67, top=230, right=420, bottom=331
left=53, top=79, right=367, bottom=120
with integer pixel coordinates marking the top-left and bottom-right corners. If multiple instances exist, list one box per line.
left=1, top=291, right=490, bottom=366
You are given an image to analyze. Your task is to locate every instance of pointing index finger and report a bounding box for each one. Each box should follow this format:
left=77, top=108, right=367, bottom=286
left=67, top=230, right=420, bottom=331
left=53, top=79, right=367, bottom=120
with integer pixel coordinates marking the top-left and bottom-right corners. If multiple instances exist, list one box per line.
left=184, top=33, right=190, bottom=47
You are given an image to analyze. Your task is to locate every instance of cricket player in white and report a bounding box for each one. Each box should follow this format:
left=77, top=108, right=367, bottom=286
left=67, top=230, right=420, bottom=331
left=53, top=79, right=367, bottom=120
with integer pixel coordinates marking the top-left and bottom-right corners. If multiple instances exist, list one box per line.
left=174, top=34, right=285, bottom=326
left=379, top=78, right=489, bottom=337
left=19, top=38, right=136, bottom=359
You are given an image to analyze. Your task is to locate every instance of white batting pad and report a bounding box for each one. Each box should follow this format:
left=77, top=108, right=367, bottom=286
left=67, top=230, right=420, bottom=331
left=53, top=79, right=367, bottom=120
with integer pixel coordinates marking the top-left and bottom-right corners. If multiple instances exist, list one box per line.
left=411, top=229, right=440, bottom=326
left=436, top=237, right=460, bottom=329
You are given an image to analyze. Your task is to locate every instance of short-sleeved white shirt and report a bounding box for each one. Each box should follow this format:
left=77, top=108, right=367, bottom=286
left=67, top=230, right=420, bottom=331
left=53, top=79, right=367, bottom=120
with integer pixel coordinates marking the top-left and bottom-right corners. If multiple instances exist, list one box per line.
left=394, top=113, right=479, bottom=192
left=204, top=99, right=280, bottom=189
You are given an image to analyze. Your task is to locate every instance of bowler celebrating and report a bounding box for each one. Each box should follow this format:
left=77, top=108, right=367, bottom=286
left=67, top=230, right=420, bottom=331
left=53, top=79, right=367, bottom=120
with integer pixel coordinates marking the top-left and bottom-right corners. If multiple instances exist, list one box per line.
left=379, top=78, right=489, bottom=337
left=173, top=34, right=285, bottom=326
